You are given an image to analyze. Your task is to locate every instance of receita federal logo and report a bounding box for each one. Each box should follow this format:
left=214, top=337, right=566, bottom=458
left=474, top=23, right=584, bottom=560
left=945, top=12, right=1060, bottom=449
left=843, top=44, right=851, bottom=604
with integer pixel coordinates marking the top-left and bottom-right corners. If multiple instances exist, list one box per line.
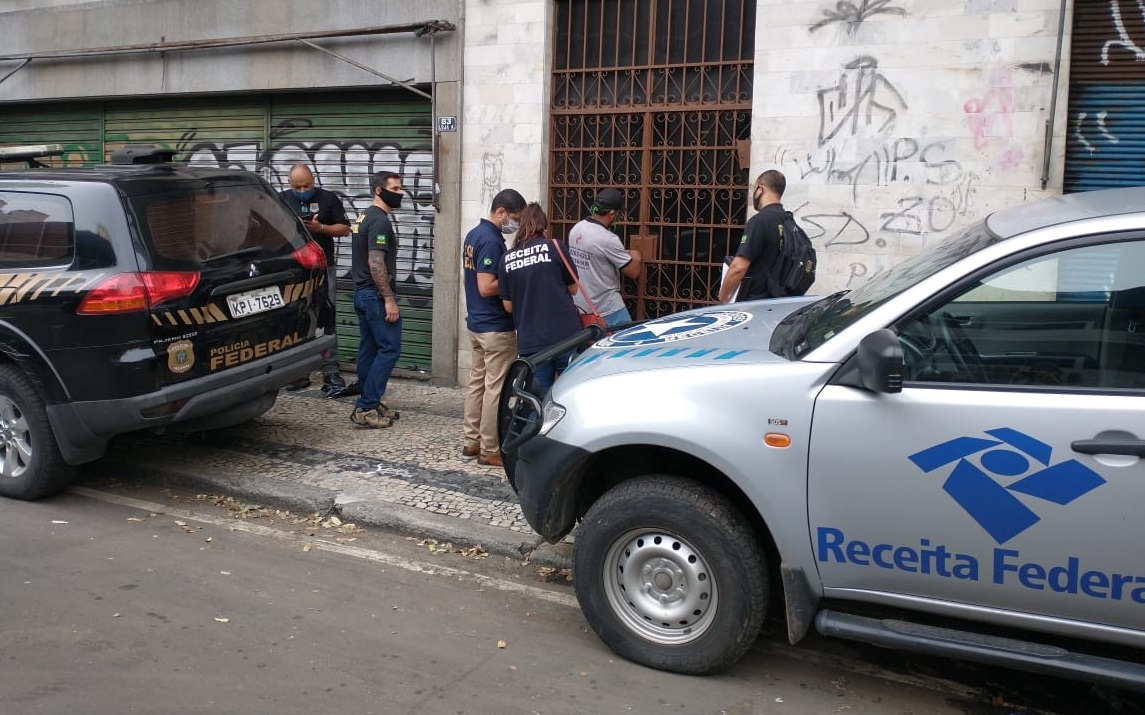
left=909, top=427, right=1106, bottom=545
left=595, top=311, right=752, bottom=349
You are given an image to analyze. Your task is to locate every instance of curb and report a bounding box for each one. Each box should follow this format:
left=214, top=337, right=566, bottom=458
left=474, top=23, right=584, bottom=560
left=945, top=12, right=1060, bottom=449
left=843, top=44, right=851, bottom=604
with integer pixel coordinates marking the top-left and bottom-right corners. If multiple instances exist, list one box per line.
left=90, top=458, right=572, bottom=571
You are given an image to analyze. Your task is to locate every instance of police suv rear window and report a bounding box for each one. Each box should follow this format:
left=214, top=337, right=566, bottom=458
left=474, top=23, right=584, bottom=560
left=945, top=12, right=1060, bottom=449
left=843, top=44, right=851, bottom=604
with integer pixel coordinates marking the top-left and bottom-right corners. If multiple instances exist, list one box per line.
left=0, top=191, right=73, bottom=267
left=131, top=185, right=306, bottom=267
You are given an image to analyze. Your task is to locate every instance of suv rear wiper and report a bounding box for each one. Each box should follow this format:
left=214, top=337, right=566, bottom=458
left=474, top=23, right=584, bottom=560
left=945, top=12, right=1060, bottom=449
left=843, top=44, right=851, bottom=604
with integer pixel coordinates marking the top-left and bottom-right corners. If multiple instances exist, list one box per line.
left=202, top=246, right=267, bottom=263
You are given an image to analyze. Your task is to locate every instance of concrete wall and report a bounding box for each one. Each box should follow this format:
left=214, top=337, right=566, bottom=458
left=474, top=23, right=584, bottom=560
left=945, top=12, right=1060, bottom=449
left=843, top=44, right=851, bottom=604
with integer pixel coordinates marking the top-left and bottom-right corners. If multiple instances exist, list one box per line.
left=456, top=0, right=550, bottom=384
left=0, top=0, right=461, bottom=99
left=753, top=0, right=1072, bottom=293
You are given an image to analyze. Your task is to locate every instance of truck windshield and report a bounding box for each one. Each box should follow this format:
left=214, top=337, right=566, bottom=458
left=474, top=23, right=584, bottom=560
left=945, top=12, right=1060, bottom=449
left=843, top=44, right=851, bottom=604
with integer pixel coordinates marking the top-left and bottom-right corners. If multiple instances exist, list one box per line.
left=776, top=220, right=1000, bottom=358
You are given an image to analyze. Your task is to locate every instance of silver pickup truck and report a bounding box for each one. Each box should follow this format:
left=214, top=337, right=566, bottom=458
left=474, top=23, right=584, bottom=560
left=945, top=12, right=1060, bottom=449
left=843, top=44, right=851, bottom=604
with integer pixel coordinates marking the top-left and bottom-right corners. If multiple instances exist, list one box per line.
left=500, top=186, right=1145, bottom=691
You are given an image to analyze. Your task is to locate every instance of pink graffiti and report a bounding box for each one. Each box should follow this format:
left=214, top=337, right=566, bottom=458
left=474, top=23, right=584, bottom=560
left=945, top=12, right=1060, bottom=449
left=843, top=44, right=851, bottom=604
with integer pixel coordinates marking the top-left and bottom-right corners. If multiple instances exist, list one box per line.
left=963, top=68, right=1024, bottom=171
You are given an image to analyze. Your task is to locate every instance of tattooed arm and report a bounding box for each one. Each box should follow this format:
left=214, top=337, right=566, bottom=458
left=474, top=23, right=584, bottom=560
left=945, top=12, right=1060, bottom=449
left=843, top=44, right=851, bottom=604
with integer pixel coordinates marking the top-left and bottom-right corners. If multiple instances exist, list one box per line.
left=369, top=251, right=400, bottom=323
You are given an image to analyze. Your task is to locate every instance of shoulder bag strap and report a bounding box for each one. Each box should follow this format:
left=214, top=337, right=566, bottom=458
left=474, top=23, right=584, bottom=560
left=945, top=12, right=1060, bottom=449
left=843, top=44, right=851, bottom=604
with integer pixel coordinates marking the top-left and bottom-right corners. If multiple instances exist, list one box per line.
left=553, top=240, right=601, bottom=316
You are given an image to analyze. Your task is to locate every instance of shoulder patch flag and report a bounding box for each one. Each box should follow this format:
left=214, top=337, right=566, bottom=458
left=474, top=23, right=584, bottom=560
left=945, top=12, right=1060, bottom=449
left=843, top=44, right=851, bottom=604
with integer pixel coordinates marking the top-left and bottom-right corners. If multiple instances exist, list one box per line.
left=374, top=233, right=389, bottom=247
left=481, top=257, right=493, bottom=267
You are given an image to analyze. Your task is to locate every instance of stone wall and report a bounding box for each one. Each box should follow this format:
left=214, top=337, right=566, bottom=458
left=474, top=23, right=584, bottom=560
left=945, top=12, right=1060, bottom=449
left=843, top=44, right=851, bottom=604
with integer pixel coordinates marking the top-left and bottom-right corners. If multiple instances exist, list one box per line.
left=753, top=0, right=1070, bottom=293
left=457, top=0, right=551, bottom=383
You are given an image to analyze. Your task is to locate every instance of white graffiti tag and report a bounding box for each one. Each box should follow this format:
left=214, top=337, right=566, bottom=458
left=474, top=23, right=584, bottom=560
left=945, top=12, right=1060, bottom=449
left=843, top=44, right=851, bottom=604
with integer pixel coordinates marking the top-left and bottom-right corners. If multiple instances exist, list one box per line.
left=1102, top=0, right=1145, bottom=65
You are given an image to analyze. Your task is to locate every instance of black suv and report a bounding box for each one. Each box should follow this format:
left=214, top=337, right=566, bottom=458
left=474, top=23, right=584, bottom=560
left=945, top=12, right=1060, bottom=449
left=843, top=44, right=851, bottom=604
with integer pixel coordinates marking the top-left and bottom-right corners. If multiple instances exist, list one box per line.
left=0, top=144, right=334, bottom=500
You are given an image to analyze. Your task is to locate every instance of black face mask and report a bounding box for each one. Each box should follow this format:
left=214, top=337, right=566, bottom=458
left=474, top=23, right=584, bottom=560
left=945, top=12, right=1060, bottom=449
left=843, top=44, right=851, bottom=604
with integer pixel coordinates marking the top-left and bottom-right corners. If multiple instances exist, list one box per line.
left=752, top=187, right=764, bottom=212
left=379, top=188, right=403, bottom=209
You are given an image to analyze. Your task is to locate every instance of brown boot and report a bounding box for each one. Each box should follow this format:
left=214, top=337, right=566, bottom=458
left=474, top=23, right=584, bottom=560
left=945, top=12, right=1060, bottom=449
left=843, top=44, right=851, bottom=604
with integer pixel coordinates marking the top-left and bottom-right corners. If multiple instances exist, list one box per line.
left=477, top=452, right=503, bottom=467
left=350, top=407, right=393, bottom=429
left=461, top=442, right=480, bottom=458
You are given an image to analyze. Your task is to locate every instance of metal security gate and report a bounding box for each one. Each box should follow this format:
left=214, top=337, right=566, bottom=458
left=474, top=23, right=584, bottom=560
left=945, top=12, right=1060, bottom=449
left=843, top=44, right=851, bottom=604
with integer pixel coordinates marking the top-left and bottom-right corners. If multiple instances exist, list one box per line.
left=1065, top=0, right=1145, bottom=192
left=549, top=0, right=756, bottom=318
left=0, top=91, right=434, bottom=371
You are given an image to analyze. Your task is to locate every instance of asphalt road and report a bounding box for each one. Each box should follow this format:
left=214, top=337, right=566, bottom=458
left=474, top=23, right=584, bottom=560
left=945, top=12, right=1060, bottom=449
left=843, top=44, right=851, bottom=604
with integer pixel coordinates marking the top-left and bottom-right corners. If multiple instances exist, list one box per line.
left=0, top=483, right=1140, bottom=715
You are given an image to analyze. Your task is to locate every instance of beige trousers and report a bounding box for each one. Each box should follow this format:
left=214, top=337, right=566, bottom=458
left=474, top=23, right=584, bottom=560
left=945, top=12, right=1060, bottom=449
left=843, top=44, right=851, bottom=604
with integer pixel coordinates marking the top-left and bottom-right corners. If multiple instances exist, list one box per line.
left=462, top=330, right=518, bottom=455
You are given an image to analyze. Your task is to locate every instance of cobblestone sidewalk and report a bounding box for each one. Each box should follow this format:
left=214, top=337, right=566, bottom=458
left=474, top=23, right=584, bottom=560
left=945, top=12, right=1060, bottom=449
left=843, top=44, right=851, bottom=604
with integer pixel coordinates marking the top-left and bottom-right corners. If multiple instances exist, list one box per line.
left=89, top=373, right=572, bottom=566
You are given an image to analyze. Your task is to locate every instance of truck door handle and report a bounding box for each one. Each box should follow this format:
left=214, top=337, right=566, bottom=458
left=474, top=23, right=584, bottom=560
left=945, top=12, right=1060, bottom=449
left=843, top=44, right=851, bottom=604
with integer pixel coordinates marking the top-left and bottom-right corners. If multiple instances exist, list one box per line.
left=1071, top=438, right=1145, bottom=457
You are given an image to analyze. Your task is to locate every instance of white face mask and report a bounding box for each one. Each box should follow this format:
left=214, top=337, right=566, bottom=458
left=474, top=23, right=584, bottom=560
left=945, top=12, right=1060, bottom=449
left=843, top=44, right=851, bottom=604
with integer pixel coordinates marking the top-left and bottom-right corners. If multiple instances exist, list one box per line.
left=501, top=218, right=519, bottom=235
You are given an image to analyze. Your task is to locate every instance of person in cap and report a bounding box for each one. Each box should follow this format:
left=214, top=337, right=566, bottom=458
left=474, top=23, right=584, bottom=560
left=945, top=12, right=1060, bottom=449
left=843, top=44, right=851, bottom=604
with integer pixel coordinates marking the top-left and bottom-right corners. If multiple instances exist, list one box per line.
left=566, top=188, right=642, bottom=326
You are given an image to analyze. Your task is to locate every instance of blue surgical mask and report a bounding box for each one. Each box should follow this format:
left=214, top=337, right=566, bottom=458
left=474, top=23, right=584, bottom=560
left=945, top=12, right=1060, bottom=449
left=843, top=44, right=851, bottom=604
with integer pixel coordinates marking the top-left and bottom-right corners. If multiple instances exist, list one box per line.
left=501, top=219, right=519, bottom=235
left=293, top=188, right=316, bottom=202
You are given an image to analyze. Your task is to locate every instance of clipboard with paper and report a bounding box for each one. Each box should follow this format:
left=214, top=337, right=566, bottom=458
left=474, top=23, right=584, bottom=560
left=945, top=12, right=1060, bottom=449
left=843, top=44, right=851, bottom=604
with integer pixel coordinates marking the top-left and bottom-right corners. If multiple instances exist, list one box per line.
left=720, top=256, right=753, bottom=303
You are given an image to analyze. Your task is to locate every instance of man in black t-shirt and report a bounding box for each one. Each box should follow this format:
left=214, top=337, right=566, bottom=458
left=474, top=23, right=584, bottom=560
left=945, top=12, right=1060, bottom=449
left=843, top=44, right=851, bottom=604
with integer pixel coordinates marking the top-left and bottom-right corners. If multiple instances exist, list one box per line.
left=348, top=171, right=403, bottom=429
left=279, top=163, right=351, bottom=392
left=719, top=170, right=787, bottom=303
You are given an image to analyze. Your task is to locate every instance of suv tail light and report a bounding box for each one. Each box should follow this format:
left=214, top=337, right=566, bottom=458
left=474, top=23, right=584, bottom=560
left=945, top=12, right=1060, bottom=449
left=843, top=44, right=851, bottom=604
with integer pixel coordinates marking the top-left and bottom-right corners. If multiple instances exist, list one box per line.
left=292, top=241, right=327, bottom=270
left=78, top=272, right=201, bottom=314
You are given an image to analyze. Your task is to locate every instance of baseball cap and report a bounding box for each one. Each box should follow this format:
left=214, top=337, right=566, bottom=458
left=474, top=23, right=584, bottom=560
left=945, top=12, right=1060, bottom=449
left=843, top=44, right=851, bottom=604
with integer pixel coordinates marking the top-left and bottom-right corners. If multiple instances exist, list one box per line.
left=592, top=188, right=625, bottom=213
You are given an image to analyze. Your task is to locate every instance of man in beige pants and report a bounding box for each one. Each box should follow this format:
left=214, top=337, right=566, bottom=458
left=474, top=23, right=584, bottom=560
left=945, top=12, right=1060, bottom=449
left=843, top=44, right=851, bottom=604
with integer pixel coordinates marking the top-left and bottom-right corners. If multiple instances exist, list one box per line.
left=461, top=189, right=527, bottom=467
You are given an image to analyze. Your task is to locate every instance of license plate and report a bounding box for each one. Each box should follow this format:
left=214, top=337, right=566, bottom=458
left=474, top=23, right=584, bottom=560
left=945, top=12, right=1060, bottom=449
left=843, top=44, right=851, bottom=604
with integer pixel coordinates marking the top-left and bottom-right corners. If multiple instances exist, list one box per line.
left=226, top=286, right=284, bottom=318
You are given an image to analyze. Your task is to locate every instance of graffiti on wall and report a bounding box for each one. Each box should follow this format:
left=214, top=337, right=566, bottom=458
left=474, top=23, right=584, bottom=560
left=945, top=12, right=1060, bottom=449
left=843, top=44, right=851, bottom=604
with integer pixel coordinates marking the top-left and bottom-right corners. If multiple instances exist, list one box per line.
left=963, top=67, right=1024, bottom=171
left=817, top=56, right=908, bottom=148
left=481, top=151, right=504, bottom=206
left=163, top=120, right=435, bottom=302
left=777, top=54, right=981, bottom=286
left=810, top=0, right=907, bottom=35
left=1101, top=0, right=1145, bottom=65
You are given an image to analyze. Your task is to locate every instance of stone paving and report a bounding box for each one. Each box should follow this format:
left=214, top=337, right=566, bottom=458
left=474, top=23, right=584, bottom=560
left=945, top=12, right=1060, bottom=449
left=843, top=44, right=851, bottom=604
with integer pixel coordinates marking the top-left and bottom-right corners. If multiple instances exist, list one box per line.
left=96, top=372, right=553, bottom=546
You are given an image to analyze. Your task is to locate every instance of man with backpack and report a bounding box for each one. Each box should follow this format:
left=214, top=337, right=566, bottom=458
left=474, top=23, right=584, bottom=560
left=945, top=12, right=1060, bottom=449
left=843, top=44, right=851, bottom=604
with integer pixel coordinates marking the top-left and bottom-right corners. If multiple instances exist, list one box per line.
left=719, top=169, right=816, bottom=303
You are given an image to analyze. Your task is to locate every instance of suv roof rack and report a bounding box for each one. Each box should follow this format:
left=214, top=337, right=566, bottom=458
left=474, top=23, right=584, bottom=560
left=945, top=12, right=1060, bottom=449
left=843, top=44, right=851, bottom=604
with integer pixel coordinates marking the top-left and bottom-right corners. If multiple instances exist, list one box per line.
left=0, top=144, right=66, bottom=168
left=109, top=144, right=178, bottom=165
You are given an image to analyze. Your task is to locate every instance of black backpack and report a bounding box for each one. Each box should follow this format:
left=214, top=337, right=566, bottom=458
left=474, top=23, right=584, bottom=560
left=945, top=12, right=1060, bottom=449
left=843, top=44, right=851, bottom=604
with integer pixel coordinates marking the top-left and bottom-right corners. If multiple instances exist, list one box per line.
left=768, top=211, right=817, bottom=297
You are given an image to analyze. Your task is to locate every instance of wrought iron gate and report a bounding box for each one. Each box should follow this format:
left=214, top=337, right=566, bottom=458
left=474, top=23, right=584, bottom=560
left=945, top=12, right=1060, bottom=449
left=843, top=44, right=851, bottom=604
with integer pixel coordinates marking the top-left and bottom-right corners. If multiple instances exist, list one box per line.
left=549, top=0, right=756, bottom=318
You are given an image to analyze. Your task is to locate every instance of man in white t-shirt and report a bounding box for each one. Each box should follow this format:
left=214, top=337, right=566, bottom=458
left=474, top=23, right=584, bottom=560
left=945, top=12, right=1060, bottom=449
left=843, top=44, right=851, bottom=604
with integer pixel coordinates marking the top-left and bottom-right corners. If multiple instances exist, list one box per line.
left=566, top=188, right=643, bottom=326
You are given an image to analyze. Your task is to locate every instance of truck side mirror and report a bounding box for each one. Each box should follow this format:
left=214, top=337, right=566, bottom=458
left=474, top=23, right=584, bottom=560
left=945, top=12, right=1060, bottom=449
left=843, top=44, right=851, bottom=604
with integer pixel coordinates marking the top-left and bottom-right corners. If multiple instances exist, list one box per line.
left=857, top=329, right=904, bottom=394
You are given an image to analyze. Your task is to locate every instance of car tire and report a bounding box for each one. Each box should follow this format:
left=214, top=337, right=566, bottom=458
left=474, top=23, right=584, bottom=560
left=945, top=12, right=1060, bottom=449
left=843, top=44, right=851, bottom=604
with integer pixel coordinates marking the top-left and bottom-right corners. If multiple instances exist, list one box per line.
left=572, top=476, right=768, bottom=674
left=0, top=364, right=75, bottom=500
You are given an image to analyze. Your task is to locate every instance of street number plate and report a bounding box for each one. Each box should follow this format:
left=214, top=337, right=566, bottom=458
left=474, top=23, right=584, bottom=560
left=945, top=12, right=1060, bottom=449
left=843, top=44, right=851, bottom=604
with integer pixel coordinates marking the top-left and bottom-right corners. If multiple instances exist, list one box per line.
left=226, top=286, right=284, bottom=318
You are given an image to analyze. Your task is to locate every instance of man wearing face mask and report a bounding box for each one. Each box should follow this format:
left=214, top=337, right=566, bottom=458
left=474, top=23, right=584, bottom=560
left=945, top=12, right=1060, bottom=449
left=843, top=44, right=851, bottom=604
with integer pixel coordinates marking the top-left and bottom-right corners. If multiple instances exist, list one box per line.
left=280, top=163, right=351, bottom=393
left=460, top=189, right=526, bottom=466
left=719, top=169, right=788, bottom=304
left=349, top=171, right=404, bottom=429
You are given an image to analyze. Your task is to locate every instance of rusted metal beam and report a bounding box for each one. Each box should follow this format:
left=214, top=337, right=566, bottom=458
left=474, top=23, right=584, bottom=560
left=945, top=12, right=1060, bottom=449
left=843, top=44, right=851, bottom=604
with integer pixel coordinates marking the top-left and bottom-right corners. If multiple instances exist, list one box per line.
left=0, top=21, right=455, bottom=63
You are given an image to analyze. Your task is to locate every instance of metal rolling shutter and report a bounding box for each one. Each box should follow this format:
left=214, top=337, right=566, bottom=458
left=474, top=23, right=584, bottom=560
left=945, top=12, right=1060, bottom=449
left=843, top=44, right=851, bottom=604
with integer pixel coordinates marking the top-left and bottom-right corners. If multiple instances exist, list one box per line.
left=103, top=97, right=267, bottom=168
left=269, top=93, right=434, bottom=373
left=0, top=103, right=103, bottom=168
left=1065, top=0, right=1145, bottom=192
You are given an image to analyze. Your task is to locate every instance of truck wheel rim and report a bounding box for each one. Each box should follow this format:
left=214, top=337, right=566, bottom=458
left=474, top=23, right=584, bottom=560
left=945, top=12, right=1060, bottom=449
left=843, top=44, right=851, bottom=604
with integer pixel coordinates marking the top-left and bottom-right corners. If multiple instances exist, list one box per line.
left=0, top=396, right=31, bottom=479
left=602, top=529, right=718, bottom=645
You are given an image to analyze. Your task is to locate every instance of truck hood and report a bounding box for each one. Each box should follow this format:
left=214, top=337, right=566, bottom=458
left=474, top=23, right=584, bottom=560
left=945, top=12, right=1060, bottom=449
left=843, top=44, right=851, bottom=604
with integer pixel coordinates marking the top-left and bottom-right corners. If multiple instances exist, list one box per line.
left=560, top=296, right=819, bottom=381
